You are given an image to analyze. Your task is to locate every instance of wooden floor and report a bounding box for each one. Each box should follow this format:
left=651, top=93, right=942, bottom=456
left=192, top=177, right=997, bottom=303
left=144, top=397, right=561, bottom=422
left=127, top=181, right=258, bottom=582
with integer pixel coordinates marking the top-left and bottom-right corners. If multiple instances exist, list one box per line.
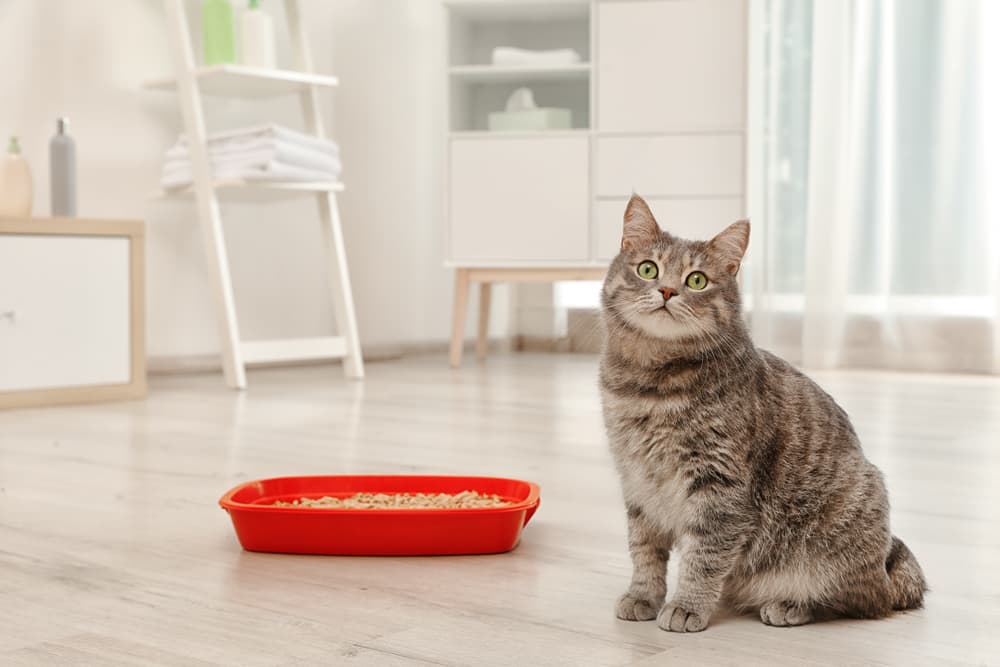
left=1, top=353, right=998, bottom=666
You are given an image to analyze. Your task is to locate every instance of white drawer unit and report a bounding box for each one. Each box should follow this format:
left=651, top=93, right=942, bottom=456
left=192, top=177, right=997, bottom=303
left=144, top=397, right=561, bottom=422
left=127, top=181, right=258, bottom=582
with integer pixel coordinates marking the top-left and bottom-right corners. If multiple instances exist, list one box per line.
left=0, top=219, right=146, bottom=408
left=443, top=0, right=748, bottom=365
left=596, top=134, right=744, bottom=198
left=449, top=136, right=590, bottom=263
left=595, top=197, right=745, bottom=261
left=597, top=0, right=747, bottom=132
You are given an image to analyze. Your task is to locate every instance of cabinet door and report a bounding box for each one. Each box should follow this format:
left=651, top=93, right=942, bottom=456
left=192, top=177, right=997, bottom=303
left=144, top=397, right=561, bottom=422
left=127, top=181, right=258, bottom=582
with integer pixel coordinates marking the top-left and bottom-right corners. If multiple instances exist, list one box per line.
left=596, top=134, right=743, bottom=198
left=449, top=136, right=589, bottom=263
left=596, top=197, right=743, bottom=261
left=597, top=0, right=746, bottom=132
left=0, top=234, right=131, bottom=391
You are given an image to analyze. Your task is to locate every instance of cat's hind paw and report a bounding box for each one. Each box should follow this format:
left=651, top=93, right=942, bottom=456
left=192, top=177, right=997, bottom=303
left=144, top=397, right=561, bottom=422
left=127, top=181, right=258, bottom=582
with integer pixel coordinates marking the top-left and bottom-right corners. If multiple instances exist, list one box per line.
left=759, top=601, right=813, bottom=627
left=615, top=593, right=659, bottom=621
left=657, top=602, right=709, bottom=632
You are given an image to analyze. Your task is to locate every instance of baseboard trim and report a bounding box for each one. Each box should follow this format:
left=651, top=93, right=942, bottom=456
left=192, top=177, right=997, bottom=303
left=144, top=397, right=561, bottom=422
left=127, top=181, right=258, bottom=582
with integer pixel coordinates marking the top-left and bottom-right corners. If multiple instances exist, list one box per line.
left=514, top=336, right=571, bottom=353
left=147, top=339, right=515, bottom=375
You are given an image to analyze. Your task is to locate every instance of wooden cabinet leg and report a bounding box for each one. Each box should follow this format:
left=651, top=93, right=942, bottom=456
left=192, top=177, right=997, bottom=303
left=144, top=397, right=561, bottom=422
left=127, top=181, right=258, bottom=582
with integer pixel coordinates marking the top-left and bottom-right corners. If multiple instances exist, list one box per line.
left=476, top=282, right=492, bottom=360
left=449, top=269, right=470, bottom=367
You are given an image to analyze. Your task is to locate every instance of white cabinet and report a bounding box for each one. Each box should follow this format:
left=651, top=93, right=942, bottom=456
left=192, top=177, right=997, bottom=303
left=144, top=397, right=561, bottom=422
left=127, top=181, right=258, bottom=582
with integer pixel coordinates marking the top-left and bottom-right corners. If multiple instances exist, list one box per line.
left=596, top=134, right=743, bottom=197
left=0, top=219, right=146, bottom=408
left=595, top=197, right=744, bottom=260
left=597, top=0, right=746, bottom=132
left=445, top=0, right=748, bottom=268
left=443, top=0, right=748, bottom=364
left=449, top=136, right=590, bottom=262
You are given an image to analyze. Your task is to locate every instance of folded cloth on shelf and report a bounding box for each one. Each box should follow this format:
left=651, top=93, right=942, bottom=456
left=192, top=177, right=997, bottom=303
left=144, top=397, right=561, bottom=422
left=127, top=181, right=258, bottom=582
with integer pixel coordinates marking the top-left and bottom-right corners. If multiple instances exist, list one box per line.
left=176, top=124, right=340, bottom=158
left=164, top=142, right=342, bottom=178
left=491, top=47, right=582, bottom=67
left=161, top=123, right=342, bottom=189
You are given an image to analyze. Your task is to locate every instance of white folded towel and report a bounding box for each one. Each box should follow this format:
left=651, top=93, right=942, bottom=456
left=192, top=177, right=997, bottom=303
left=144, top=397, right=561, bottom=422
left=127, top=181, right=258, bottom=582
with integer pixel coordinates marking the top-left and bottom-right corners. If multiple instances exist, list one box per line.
left=176, top=124, right=340, bottom=158
left=161, top=123, right=342, bottom=189
left=164, top=142, right=342, bottom=176
left=491, top=47, right=582, bottom=67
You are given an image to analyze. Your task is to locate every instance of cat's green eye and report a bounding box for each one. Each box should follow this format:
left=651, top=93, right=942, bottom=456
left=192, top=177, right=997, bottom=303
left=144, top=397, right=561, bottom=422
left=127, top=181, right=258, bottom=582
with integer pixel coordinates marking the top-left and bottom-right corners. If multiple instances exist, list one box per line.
left=637, top=261, right=659, bottom=280
left=686, top=271, right=708, bottom=290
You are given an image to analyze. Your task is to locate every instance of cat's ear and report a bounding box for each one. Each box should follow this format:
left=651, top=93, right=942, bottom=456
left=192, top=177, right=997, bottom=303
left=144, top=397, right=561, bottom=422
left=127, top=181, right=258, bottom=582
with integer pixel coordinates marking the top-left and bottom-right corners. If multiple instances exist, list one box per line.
left=621, top=194, right=662, bottom=251
left=708, top=220, right=750, bottom=274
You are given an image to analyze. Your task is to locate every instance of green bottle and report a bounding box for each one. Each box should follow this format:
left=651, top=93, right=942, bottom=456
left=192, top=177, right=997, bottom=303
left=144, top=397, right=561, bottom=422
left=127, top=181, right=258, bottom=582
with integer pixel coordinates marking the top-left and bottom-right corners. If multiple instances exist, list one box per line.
left=202, top=0, right=236, bottom=65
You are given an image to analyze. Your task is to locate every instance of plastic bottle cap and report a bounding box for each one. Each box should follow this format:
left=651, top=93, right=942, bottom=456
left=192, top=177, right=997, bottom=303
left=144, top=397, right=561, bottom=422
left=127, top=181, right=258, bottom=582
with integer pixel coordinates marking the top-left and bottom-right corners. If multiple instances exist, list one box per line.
left=57, top=117, right=69, bottom=135
left=7, top=136, right=20, bottom=155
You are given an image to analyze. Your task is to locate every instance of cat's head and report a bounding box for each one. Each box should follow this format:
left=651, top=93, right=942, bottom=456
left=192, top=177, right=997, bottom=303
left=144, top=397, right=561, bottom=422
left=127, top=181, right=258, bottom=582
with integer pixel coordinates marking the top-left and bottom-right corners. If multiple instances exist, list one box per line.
left=601, top=194, right=750, bottom=345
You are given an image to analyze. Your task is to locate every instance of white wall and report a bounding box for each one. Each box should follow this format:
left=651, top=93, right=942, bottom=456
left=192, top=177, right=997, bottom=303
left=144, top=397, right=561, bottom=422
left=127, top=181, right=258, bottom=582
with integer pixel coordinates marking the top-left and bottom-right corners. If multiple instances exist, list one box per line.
left=0, top=0, right=509, bottom=364
left=326, top=0, right=510, bottom=354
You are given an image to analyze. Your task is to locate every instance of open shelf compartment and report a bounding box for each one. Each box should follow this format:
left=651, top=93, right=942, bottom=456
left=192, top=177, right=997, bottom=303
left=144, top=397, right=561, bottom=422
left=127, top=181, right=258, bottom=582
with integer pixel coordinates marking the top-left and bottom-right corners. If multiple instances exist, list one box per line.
left=446, top=0, right=591, bottom=133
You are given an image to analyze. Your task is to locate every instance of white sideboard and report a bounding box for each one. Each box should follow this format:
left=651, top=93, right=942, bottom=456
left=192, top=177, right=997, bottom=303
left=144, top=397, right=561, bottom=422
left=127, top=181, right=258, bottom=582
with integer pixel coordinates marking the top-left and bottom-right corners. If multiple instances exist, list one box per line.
left=0, top=218, right=146, bottom=408
left=445, top=0, right=747, bottom=364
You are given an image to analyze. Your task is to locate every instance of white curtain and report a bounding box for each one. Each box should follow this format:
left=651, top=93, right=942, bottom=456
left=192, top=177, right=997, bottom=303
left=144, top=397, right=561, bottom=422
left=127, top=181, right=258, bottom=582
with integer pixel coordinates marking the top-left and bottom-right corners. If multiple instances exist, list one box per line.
left=749, top=0, right=1000, bottom=374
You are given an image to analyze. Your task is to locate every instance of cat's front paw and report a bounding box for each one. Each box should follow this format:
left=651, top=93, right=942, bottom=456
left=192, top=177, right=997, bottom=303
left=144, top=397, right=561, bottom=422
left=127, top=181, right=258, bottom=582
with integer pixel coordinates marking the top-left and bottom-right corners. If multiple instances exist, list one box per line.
left=657, top=602, right=710, bottom=633
left=615, top=593, right=659, bottom=621
left=759, top=601, right=813, bottom=627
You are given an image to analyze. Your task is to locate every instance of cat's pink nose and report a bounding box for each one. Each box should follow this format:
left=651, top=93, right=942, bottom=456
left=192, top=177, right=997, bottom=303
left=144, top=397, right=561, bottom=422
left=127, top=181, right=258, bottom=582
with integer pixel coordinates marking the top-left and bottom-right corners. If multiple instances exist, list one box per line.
left=659, top=287, right=678, bottom=302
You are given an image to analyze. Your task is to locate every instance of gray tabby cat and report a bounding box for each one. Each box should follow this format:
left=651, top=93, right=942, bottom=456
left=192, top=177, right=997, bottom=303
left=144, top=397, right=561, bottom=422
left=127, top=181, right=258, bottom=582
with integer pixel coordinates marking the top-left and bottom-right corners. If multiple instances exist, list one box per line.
left=600, top=194, right=926, bottom=632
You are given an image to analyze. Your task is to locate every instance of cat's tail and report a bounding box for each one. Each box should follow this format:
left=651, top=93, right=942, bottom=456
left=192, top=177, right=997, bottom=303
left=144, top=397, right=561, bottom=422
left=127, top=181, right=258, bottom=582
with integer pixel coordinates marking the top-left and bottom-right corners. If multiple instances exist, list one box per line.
left=886, top=536, right=927, bottom=610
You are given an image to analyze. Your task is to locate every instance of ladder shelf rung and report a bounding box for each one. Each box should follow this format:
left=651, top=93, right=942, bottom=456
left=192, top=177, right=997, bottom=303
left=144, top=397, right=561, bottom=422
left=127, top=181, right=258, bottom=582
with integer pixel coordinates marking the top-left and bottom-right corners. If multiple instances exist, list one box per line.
left=241, top=337, right=348, bottom=364
left=144, top=64, right=339, bottom=98
left=152, top=180, right=345, bottom=202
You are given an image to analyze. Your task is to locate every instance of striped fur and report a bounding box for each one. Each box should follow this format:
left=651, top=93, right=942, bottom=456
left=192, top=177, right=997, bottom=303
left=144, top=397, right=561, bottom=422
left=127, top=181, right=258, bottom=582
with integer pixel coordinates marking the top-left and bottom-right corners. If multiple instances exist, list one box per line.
left=601, top=195, right=926, bottom=632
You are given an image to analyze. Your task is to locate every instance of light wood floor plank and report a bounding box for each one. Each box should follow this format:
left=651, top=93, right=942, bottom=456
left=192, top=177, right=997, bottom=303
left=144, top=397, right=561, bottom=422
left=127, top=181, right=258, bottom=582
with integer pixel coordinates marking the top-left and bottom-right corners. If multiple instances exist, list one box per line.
left=1, top=354, right=998, bottom=665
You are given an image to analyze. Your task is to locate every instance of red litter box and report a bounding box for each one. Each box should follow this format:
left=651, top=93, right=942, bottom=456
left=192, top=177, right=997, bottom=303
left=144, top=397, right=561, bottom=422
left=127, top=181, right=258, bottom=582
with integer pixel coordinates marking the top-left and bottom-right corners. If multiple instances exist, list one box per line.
left=219, top=475, right=540, bottom=556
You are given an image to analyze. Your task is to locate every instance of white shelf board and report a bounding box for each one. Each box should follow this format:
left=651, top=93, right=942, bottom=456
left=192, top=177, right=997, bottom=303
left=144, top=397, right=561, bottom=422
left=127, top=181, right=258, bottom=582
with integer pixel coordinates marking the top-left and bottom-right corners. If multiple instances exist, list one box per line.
left=144, top=65, right=339, bottom=98
left=241, top=336, right=347, bottom=364
left=449, top=63, right=590, bottom=84
left=152, top=180, right=345, bottom=203
left=445, top=0, right=589, bottom=21
left=450, top=129, right=590, bottom=139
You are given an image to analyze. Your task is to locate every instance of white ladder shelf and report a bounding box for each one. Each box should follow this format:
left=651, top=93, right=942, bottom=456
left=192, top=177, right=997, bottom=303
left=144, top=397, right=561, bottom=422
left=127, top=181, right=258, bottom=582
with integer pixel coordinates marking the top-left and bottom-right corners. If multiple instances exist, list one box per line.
left=152, top=0, right=363, bottom=389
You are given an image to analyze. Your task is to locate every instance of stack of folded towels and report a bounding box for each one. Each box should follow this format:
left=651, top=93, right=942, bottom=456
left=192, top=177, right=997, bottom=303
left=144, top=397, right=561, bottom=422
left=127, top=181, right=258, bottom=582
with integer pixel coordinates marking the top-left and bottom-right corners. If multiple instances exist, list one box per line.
left=161, top=124, right=342, bottom=189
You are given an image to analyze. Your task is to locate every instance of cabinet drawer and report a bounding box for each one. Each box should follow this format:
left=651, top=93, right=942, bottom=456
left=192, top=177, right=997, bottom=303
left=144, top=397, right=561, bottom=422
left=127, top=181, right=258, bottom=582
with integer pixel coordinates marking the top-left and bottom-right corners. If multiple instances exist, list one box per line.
left=596, top=197, right=744, bottom=261
left=449, top=136, right=590, bottom=262
left=597, top=0, right=746, bottom=132
left=0, top=234, right=132, bottom=392
left=596, top=135, right=743, bottom=198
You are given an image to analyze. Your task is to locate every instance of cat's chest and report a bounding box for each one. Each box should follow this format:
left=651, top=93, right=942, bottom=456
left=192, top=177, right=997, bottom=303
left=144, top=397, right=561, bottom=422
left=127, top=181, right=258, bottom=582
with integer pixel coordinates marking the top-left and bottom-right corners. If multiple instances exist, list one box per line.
left=619, top=458, right=689, bottom=537
left=614, top=429, right=693, bottom=536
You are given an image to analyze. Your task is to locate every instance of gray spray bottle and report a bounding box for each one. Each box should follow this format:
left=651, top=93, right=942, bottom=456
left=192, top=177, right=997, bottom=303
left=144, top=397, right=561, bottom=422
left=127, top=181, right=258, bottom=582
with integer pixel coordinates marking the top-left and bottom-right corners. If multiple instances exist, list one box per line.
left=50, top=117, right=77, bottom=217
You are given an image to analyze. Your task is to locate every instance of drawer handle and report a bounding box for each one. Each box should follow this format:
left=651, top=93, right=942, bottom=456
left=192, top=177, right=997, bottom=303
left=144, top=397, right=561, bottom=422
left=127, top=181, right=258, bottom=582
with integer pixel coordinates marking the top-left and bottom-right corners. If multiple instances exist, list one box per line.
left=0, top=310, right=15, bottom=324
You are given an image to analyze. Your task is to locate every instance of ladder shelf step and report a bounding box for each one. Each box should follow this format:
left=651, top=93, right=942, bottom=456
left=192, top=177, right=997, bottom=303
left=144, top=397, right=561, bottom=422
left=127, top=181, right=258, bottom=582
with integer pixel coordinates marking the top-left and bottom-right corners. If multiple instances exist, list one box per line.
left=152, top=180, right=344, bottom=202
left=241, top=336, right=348, bottom=364
left=144, top=64, right=339, bottom=98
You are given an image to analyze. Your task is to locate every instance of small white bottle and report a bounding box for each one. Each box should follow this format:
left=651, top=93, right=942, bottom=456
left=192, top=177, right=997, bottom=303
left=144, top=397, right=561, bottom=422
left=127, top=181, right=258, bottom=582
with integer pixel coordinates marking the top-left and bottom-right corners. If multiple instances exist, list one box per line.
left=239, top=0, right=276, bottom=69
left=0, top=136, right=33, bottom=217
left=50, top=118, right=77, bottom=217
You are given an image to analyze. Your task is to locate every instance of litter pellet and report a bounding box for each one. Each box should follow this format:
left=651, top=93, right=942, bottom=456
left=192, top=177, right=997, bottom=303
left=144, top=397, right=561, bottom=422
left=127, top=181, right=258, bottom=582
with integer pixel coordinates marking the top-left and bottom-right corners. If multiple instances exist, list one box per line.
left=271, top=490, right=512, bottom=509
